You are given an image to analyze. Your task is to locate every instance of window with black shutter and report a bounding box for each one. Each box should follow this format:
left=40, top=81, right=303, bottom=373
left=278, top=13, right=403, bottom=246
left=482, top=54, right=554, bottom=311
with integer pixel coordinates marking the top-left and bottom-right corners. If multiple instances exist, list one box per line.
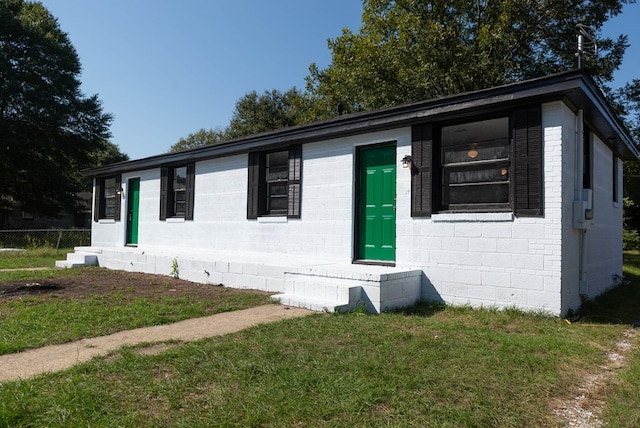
left=410, top=106, right=543, bottom=216
left=94, top=175, right=121, bottom=221
left=247, top=145, right=302, bottom=219
left=160, top=163, right=195, bottom=220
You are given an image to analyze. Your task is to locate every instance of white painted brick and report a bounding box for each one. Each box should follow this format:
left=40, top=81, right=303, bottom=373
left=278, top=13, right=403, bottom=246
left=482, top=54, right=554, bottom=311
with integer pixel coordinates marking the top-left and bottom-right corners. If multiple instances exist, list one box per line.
left=469, top=237, right=497, bottom=252
left=431, top=223, right=455, bottom=237
left=482, top=252, right=511, bottom=269
left=468, top=284, right=496, bottom=301
left=512, top=223, right=545, bottom=239
left=454, top=269, right=482, bottom=285
left=481, top=223, right=512, bottom=238
left=455, top=251, right=482, bottom=267
left=511, top=254, right=544, bottom=270
left=526, top=290, right=560, bottom=313
left=495, top=287, right=527, bottom=307
left=430, top=250, right=457, bottom=265
left=442, top=237, right=468, bottom=251
left=228, top=262, right=244, bottom=274
left=510, top=273, right=544, bottom=291
left=481, top=271, right=511, bottom=287
left=455, top=223, right=483, bottom=238
left=496, top=239, right=529, bottom=254
left=242, top=263, right=259, bottom=276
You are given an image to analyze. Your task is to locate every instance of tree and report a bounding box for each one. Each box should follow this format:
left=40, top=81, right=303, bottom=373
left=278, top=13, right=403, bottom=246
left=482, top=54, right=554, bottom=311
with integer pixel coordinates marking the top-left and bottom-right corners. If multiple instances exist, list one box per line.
left=171, top=128, right=228, bottom=152
left=0, top=0, right=113, bottom=219
left=613, top=79, right=640, bottom=234
left=170, top=88, right=312, bottom=152
left=306, top=0, right=633, bottom=117
left=87, top=141, right=129, bottom=168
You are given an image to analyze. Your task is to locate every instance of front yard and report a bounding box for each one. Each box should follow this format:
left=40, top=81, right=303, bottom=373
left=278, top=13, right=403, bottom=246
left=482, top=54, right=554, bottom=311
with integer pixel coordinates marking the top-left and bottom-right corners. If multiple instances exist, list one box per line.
left=0, top=250, right=638, bottom=427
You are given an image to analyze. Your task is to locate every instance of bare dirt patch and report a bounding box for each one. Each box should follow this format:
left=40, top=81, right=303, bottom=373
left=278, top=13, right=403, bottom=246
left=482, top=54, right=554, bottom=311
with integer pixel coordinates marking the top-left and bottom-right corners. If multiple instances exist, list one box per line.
left=0, top=268, right=271, bottom=302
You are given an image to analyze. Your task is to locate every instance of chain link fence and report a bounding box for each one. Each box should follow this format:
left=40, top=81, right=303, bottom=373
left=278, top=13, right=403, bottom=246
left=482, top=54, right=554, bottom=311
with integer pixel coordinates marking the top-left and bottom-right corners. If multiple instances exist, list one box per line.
left=0, top=229, right=91, bottom=251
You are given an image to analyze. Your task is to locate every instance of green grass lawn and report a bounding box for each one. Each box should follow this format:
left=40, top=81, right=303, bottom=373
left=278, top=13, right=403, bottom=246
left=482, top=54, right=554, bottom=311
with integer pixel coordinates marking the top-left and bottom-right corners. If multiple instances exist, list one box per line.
left=0, top=247, right=71, bottom=270
left=0, top=252, right=638, bottom=427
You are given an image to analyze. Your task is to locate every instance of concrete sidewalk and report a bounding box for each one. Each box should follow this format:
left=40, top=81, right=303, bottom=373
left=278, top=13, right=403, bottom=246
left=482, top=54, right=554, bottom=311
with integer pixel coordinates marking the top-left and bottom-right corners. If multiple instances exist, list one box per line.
left=0, top=305, right=313, bottom=382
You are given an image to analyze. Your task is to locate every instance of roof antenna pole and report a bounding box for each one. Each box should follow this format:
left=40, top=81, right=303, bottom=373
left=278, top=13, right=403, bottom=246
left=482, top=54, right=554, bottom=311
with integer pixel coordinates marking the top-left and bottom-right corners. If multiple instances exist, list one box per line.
left=577, top=33, right=584, bottom=68
left=575, top=24, right=597, bottom=69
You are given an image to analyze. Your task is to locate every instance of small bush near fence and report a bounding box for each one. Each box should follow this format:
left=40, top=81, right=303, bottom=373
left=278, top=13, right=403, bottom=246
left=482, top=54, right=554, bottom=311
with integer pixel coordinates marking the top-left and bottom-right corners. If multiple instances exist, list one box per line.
left=0, top=229, right=91, bottom=251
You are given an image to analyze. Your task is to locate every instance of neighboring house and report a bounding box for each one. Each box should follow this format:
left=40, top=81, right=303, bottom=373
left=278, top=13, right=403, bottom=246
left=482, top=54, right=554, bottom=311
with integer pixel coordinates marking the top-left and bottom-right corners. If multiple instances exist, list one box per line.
left=1, top=192, right=92, bottom=229
left=59, top=70, right=638, bottom=315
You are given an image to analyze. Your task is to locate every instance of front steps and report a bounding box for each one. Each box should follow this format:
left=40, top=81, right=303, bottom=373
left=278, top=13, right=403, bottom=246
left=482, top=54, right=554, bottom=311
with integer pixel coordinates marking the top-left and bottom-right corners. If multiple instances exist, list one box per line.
left=55, top=248, right=99, bottom=268
left=273, top=264, right=424, bottom=314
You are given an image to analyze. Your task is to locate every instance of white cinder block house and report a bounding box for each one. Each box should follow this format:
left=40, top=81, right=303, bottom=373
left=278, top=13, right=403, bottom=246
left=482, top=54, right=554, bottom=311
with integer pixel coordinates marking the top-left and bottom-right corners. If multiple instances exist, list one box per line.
left=60, top=70, right=638, bottom=315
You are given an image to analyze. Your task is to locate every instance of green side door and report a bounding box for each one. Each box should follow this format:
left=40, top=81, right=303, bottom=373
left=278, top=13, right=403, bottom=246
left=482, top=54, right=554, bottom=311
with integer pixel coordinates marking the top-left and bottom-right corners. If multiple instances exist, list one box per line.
left=357, top=144, right=396, bottom=262
left=126, top=178, right=140, bottom=245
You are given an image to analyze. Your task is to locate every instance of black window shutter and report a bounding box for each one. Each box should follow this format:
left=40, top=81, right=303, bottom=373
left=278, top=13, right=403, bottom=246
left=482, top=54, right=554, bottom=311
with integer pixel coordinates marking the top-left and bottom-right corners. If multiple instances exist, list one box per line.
left=114, top=175, right=121, bottom=221
left=411, top=124, right=433, bottom=217
left=94, top=178, right=102, bottom=222
left=160, top=167, right=168, bottom=221
left=247, top=152, right=260, bottom=219
left=513, top=106, right=543, bottom=217
left=287, top=145, right=302, bottom=218
left=185, top=163, right=195, bottom=220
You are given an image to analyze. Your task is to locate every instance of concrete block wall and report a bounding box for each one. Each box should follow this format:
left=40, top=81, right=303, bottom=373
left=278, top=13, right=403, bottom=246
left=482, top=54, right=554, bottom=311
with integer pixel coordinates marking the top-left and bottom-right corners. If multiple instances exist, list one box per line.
left=84, top=246, right=293, bottom=292
left=94, top=129, right=410, bottom=264
left=397, top=101, right=568, bottom=315
left=584, top=136, right=624, bottom=297
left=86, top=99, right=624, bottom=316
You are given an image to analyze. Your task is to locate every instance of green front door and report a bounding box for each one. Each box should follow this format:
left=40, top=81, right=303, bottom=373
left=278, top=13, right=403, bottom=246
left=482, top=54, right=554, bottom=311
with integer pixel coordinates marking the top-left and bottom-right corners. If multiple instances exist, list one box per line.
left=357, top=144, right=396, bottom=262
left=126, top=178, right=140, bottom=245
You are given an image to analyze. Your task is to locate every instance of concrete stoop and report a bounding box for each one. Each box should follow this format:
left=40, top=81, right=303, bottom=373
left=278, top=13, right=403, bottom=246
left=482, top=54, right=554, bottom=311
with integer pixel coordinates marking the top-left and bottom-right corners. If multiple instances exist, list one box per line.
left=55, top=248, right=100, bottom=268
left=273, top=265, right=424, bottom=314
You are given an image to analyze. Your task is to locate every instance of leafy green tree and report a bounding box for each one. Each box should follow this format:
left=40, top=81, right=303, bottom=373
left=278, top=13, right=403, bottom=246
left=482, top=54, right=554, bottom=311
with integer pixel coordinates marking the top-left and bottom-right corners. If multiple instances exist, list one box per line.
left=613, top=79, right=640, bottom=233
left=171, top=88, right=312, bottom=152
left=0, top=0, right=113, bottom=219
left=87, top=141, right=129, bottom=168
left=306, top=0, right=632, bottom=117
left=226, top=88, right=311, bottom=138
left=170, top=128, right=228, bottom=152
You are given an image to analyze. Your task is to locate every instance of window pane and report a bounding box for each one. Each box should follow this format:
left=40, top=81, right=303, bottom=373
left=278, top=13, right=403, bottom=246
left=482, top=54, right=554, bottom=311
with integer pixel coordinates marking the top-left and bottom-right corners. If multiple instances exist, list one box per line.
left=105, top=200, right=116, bottom=217
left=266, top=151, right=289, bottom=182
left=442, top=117, right=508, bottom=146
left=443, top=138, right=509, bottom=164
left=269, top=195, right=288, bottom=212
left=441, top=117, right=510, bottom=209
left=174, top=190, right=186, bottom=216
left=103, top=177, right=117, bottom=218
left=449, top=183, right=509, bottom=204
left=267, top=182, right=288, bottom=214
left=174, top=167, right=187, bottom=191
left=104, top=178, right=116, bottom=198
left=446, top=165, right=509, bottom=184
left=268, top=182, right=288, bottom=197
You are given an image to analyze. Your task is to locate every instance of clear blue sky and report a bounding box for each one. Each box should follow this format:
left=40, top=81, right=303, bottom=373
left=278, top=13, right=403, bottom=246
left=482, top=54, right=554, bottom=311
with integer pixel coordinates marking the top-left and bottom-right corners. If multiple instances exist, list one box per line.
left=39, top=1, right=640, bottom=160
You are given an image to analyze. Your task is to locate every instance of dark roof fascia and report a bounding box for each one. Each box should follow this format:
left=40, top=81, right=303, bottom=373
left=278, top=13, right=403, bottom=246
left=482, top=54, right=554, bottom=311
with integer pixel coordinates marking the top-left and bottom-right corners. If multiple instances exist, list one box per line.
left=576, top=73, right=639, bottom=159
left=84, top=70, right=637, bottom=178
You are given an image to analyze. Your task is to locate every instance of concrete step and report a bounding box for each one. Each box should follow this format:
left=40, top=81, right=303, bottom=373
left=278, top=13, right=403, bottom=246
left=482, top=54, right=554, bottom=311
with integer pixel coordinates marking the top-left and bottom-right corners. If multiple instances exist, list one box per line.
left=55, top=252, right=99, bottom=268
left=271, top=293, right=356, bottom=313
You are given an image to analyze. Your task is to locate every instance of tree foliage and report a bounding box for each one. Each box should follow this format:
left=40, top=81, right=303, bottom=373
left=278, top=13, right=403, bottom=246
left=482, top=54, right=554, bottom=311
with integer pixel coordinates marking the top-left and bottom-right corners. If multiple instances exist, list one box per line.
left=88, top=141, right=129, bottom=168
left=306, top=0, right=632, bottom=117
left=171, top=128, right=228, bottom=152
left=0, top=0, right=113, bottom=218
left=170, top=88, right=311, bottom=152
left=174, top=0, right=638, bottom=160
